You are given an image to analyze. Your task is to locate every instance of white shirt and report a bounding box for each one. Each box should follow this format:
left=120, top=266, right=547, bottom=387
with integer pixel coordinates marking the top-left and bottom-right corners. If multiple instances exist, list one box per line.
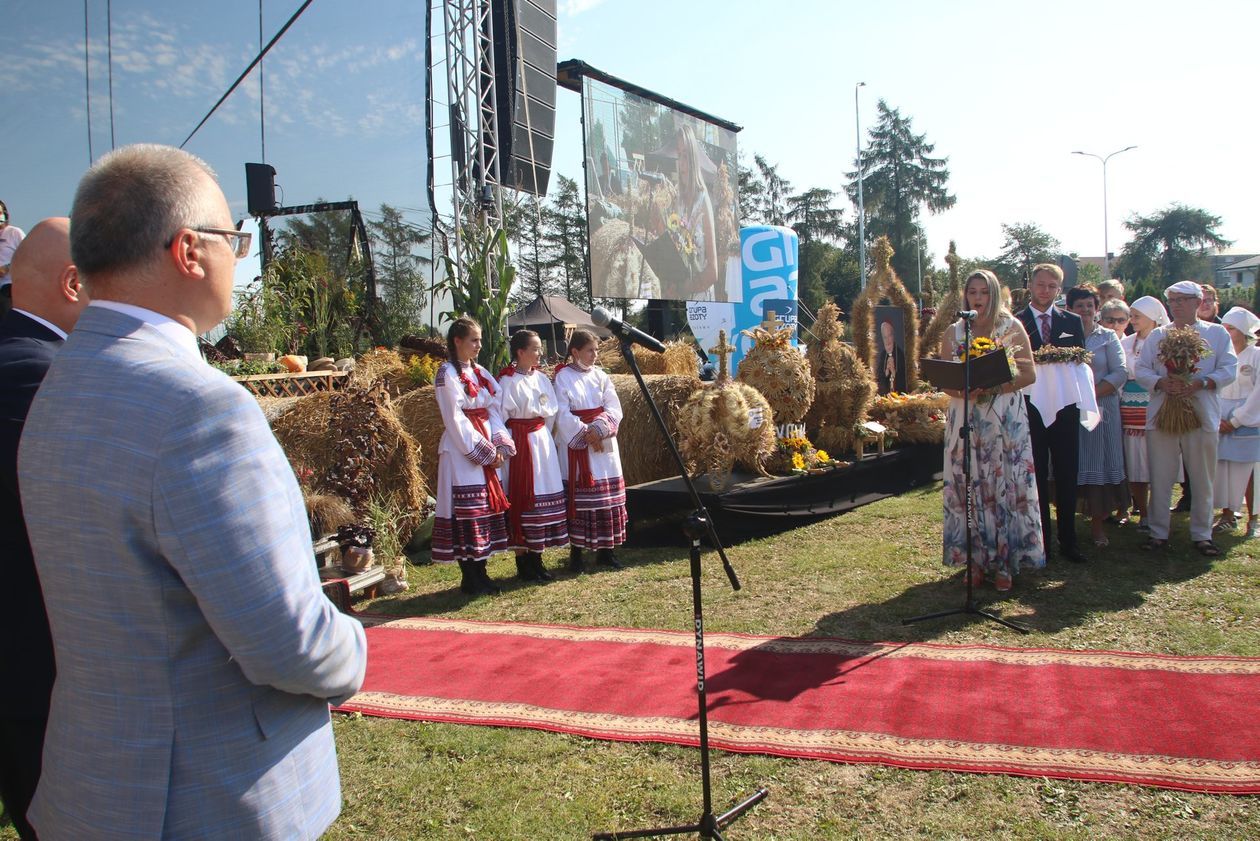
left=89, top=301, right=203, bottom=364
left=0, top=225, right=26, bottom=287
left=1135, top=319, right=1238, bottom=431
left=12, top=308, right=67, bottom=340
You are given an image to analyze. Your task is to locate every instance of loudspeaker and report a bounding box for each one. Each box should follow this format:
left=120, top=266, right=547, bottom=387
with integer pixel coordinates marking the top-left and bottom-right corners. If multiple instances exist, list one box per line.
left=245, top=163, right=277, bottom=215
left=490, top=0, right=557, bottom=196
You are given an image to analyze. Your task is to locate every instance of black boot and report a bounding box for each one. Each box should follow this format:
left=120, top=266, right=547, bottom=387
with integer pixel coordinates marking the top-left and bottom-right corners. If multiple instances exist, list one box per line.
left=475, top=561, right=502, bottom=595
left=596, top=548, right=623, bottom=570
left=516, top=553, right=539, bottom=581
left=569, top=545, right=585, bottom=573
left=458, top=560, right=481, bottom=594
left=530, top=551, right=555, bottom=581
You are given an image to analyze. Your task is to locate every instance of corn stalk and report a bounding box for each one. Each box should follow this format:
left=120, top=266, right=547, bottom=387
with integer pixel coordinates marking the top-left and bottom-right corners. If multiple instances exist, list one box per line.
left=439, top=225, right=516, bottom=371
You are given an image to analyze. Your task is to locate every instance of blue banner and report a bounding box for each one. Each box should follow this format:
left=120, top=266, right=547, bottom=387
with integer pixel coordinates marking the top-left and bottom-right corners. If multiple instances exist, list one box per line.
left=729, top=226, right=799, bottom=374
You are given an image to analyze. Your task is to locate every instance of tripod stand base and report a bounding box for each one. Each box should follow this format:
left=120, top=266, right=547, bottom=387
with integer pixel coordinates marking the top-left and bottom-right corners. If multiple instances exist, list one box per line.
left=902, top=604, right=1030, bottom=634
left=592, top=787, right=769, bottom=840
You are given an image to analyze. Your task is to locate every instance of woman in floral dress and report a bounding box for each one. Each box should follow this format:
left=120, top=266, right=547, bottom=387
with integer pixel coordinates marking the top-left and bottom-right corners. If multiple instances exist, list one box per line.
left=940, top=270, right=1044, bottom=591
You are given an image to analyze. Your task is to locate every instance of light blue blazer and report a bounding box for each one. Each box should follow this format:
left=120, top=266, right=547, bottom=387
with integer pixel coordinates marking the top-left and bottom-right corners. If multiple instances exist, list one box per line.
left=18, top=306, right=367, bottom=840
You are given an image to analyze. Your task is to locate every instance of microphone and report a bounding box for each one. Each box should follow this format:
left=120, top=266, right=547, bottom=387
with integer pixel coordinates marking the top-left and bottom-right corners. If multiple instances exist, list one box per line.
left=591, top=307, right=667, bottom=354
left=957, top=310, right=978, bottom=320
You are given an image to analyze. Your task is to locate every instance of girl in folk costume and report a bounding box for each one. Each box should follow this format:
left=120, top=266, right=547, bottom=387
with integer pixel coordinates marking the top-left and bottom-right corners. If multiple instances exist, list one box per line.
left=433, top=317, right=514, bottom=595
left=1214, top=307, right=1260, bottom=536
left=497, top=330, right=569, bottom=582
left=553, top=329, right=628, bottom=572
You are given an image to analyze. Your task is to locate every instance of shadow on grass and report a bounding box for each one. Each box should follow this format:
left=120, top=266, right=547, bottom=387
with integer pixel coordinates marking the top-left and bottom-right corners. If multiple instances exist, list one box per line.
left=811, top=517, right=1237, bottom=643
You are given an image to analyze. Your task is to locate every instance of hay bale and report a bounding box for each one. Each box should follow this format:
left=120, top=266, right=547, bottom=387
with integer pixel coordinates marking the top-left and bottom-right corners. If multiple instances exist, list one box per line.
left=392, top=386, right=443, bottom=493
left=610, top=374, right=700, bottom=486
left=662, top=340, right=701, bottom=377
left=597, top=336, right=667, bottom=374
left=349, top=347, right=425, bottom=397
left=270, top=390, right=427, bottom=578
left=305, top=493, right=355, bottom=540
left=256, top=395, right=305, bottom=423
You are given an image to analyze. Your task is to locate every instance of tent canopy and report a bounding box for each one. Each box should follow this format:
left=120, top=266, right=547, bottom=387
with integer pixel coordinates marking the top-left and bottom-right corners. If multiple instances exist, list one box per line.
left=508, top=296, right=611, bottom=336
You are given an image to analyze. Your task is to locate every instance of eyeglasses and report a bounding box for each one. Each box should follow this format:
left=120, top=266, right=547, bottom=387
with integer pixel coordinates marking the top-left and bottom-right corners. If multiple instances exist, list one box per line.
left=193, top=226, right=253, bottom=259
left=1101, top=316, right=1129, bottom=325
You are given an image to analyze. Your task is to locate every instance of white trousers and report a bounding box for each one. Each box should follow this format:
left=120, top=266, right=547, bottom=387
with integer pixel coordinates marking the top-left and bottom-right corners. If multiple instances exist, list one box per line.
left=1147, top=427, right=1217, bottom=542
left=1214, top=460, right=1257, bottom=514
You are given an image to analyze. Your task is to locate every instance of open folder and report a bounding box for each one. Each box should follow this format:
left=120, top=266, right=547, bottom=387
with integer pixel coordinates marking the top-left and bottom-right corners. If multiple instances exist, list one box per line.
left=921, top=350, right=1014, bottom=392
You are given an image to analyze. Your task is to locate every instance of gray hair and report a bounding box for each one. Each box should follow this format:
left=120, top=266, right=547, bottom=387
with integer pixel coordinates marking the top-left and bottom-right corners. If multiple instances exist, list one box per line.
left=70, top=144, right=220, bottom=277
left=1098, top=278, right=1125, bottom=297
left=1100, top=298, right=1130, bottom=319
left=964, top=269, right=1009, bottom=325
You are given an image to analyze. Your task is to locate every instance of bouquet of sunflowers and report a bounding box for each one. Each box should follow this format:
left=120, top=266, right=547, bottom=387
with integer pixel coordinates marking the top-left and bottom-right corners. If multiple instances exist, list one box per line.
left=953, top=335, right=1018, bottom=402
left=1153, top=325, right=1212, bottom=434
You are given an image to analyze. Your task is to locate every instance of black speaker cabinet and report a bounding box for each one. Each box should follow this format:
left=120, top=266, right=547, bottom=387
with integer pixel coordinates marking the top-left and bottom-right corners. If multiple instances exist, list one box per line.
left=490, top=0, right=557, bottom=196
left=245, top=163, right=277, bottom=216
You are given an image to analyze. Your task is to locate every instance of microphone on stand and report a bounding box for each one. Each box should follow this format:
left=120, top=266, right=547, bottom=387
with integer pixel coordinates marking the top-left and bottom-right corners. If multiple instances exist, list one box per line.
left=591, top=307, right=668, bottom=354
left=957, top=310, right=978, bottom=320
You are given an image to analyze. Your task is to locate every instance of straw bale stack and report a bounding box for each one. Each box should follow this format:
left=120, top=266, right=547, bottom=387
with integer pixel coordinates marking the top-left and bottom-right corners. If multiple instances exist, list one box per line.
left=269, top=389, right=427, bottom=578
left=392, top=386, right=442, bottom=490
left=348, top=347, right=424, bottom=398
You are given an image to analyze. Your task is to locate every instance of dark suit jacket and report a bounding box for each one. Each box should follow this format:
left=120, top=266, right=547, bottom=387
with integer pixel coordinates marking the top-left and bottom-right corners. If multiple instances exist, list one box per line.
left=0, top=310, right=62, bottom=718
left=1018, top=305, right=1086, bottom=352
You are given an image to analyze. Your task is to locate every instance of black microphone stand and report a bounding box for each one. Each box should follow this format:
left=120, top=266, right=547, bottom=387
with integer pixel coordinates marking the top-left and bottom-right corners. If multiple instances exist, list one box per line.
left=902, top=312, right=1030, bottom=634
left=592, top=338, right=768, bottom=841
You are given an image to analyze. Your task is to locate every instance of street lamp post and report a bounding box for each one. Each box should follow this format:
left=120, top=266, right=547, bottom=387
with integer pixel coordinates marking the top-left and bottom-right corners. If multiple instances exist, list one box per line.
left=856, top=81, right=867, bottom=289
left=1072, top=145, right=1137, bottom=278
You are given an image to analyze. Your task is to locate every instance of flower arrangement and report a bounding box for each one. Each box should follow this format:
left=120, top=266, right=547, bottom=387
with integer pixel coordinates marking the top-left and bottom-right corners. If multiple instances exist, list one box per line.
left=665, top=211, right=702, bottom=279
left=768, top=434, right=840, bottom=475
left=405, top=353, right=442, bottom=386
left=953, top=335, right=1018, bottom=401
left=1033, top=346, right=1093, bottom=365
left=1153, top=325, right=1213, bottom=434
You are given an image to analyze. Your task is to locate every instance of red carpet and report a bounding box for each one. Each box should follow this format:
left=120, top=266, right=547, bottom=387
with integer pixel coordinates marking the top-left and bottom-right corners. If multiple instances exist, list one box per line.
left=337, top=617, right=1260, bottom=794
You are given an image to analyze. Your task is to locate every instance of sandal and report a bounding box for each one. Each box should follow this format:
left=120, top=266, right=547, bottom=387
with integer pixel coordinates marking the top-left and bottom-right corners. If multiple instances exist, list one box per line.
left=1141, top=538, right=1168, bottom=551
left=1194, top=540, right=1222, bottom=557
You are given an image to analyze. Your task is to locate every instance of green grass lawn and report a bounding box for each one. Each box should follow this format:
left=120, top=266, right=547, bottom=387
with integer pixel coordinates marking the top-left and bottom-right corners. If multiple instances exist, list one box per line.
left=5, top=483, right=1258, bottom=839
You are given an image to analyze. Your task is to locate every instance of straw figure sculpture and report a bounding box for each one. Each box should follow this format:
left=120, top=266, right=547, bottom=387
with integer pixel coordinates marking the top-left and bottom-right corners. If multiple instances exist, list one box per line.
left=803, top=301, right=876, bottom=454
left=736, top=322, right=815, bottom=425
left=677, top=330, right=776, bottom=491
left=851, top=236, right=921, bottom=390
left=597, top=337, right=701, bottom=377
left=591, top=218, right=662, bottom=300
left=921, top=241, right=963, bottom=361
left=269, top=386, right=426, bottom=581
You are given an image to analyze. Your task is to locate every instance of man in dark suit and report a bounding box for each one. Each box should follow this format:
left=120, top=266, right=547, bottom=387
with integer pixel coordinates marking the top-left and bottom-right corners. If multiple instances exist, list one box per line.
left=0, top=218, right=88, bottom=840
left=1018, top=263, right=1088, bottom=563
left=876, top=318, right=907, bottom=394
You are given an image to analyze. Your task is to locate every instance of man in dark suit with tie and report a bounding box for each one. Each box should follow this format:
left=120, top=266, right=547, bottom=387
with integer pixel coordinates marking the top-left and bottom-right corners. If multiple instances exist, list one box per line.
left=1018, top=263, right=1088, bottom=563
left=0, top=218, right=88, bottom=840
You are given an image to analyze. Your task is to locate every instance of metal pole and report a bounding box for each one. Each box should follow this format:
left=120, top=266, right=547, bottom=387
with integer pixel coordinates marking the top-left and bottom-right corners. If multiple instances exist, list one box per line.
left=856, top=81, right=866, bottom=290
left=1072, top=145, right=1136, bottom=279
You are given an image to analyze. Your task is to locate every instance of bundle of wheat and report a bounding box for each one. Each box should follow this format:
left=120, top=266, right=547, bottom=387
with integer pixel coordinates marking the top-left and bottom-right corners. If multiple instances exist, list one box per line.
left=676, top=381, right=776, bottom=491
left=736, top=323, right=815, bottom=425
left=921, top=242, right=963, bottom=362
left=803, top=301, right=876, bottom=454
left=609, top=374, right=700, bottom=486
left=348, top=347, right=423, bottom=397
left=596, top=336, right=667, bottom=374
left=391, top=386, right=442, bottom=490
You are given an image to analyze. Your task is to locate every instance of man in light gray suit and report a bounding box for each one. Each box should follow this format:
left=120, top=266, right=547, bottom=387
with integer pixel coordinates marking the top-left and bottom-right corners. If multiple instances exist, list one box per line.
left=19, top=144, right=367, bottom=840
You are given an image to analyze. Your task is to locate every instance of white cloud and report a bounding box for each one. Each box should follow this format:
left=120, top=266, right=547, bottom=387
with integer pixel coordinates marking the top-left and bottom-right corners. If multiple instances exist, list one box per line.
left=559, top=0, right=608, bottom=16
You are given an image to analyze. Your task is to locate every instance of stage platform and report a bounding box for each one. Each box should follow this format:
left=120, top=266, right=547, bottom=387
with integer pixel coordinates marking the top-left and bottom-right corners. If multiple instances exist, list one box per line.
left=625, top=444, right=943, bottom=544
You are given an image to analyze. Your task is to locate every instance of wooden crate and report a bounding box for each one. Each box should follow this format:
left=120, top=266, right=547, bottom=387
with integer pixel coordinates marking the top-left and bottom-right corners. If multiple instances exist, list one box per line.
left=233, top=370, right=349, bottom=399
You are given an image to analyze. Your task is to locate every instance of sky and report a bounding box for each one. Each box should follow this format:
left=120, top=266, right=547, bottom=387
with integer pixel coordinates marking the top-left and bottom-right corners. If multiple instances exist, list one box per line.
left=4, top=0, right=1258, bottom=291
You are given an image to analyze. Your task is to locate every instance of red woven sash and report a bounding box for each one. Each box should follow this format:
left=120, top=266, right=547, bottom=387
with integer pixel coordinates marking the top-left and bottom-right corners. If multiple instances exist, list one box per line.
left=463, top=408, right=510, bottom=514
left=506, top=417, right=545, bottom=544
left=567, top=407, right=605, bottom=519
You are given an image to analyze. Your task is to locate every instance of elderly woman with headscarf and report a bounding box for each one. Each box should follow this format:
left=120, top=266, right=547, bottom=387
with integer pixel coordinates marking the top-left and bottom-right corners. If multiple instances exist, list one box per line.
left=1213, top=306, right=1260, bottom=535
left=1119, top=296, right=1169, bottom=530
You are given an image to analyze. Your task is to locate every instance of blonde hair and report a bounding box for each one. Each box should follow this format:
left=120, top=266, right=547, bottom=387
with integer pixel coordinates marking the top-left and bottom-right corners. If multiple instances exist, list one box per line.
left=1030, top=263, right=1064, bottom=284
left=964, top=269, right=1009, bottom=325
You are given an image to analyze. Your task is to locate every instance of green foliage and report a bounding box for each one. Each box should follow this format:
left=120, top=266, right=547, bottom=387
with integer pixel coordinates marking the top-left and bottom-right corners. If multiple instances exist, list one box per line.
left=223, top=276, right=291, bottom=354
left=263, top=244, right=360, bottom=359
left=1078, top=262, right=1104, bottom=287
left=846, top=100, right=956, bottom=285
left=1115, top=204, right=1232, bottom=285
left=210, top=359, right=288, bottom=377
left=787, top=187, right=846, bottom=244
left=753, top=154, right=793, bottom=226
left=995, top=222, right=1062, bottom=288
left=368, top=204, right=431, bottom=346
left=439, top=225, right=516, bottom=371
left=542, top=176, right=591, bottom=311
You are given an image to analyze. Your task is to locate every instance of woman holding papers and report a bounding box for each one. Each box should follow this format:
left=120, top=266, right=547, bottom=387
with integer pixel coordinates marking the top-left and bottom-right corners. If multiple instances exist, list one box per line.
left=939, top=270, right=1042, bottom=591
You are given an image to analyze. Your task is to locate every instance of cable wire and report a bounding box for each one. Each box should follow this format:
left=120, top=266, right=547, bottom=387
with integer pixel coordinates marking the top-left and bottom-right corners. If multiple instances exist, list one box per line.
left=83, top=0, right=94, bottom=163
left=107, top=0, right=116, bottom=149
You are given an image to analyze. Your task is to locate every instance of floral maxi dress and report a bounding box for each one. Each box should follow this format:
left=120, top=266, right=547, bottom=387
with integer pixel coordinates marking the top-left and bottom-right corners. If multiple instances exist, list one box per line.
left=942, top=319, right=1046, bottom=578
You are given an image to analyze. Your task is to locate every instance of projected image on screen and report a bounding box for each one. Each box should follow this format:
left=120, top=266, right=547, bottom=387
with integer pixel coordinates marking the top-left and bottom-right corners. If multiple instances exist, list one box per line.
left=583, top=77, right=740, bottom=303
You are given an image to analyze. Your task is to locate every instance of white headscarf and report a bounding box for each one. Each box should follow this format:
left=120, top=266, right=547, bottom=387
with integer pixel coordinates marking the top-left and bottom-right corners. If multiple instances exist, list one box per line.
left=1129, top=295, right=1169, bottom=327
left=1222, top=306, right=1260, bottom=337
left=1164, top=280, right=1204, bottom=299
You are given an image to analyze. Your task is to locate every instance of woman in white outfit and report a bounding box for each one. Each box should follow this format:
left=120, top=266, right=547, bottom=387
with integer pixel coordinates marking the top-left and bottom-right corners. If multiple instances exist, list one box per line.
left=1214, top=306, right=1260, bottom=535
left=497, top=330, right=570, bottom=582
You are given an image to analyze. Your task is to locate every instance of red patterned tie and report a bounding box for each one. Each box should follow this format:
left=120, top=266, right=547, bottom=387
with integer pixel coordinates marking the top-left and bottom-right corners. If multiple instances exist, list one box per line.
left=1040, top=313, right=1052, bottom=345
